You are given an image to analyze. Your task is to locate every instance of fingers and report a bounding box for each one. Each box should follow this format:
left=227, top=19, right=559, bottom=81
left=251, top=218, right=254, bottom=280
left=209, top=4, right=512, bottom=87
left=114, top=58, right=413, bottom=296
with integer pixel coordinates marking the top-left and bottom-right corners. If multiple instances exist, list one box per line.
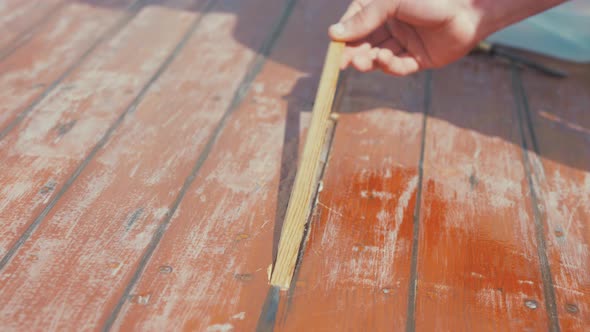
left=330, top=0, right=396, bottom=42
left=332, top=0, right=420, bottom=76
left=376, top=48, right=420, bottom=76
left=341, top=41, right=367, bottom=69
left=351, top=47, right=379, bottom=72
left=343, top=38, right=421, bottom=76
left=340, top=42, right=375, bottom=71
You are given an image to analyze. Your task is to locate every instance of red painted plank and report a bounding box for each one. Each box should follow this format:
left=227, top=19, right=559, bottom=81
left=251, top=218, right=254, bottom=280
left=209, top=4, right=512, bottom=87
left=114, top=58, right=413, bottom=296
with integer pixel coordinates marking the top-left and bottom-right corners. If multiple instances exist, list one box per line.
left=275, top=70, right=425, bottom=331
left=414, top=58, right=549, bottom=331
left=519, top=61, right=590, bottom=330
left=0, top=1, right=134, bottom=132
left=111, top=0, right=355, bottom=330
left=0, top=0, right=285, bottom=329
left=0, top=0, right=64, bottom=52
left=0, top=1, right=196, bottom=272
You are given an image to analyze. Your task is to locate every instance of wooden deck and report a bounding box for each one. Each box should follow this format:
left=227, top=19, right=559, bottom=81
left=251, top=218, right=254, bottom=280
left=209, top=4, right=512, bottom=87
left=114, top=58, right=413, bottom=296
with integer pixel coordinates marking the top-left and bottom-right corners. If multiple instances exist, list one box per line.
left=0, top=0, right=588, bottom=331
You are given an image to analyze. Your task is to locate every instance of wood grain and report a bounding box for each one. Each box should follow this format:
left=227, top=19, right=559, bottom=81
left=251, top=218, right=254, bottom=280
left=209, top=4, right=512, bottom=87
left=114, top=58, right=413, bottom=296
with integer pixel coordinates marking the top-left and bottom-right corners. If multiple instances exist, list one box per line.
left=112, top=0, right=351, bottom=329
left=0, top=0, right=64, bottom=53
left=0, top=1, right=588, bottom=330
left=275, top=70, right=426, bottom=331
left=0, top=1, right=134, bottom=133
left=0, top=4, right=196, bottom=259
left=518, top=59, right=590, bottom=331
left=0, top=0, right=284, bottom=329
left=271, top=41, right=344, bottom=289
left=414, top=58, right=549, bottom=331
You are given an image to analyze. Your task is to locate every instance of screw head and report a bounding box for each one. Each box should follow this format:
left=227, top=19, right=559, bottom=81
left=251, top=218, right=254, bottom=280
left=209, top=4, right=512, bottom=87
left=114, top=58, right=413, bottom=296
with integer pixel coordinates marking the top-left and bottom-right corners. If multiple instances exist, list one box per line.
left=381, top=288, right=393, bottom=294
left=159, top=265, right=173, bottom=274
left=566, top=303, right=579, bottom=314
left=524, top=300, right=538, bottom=309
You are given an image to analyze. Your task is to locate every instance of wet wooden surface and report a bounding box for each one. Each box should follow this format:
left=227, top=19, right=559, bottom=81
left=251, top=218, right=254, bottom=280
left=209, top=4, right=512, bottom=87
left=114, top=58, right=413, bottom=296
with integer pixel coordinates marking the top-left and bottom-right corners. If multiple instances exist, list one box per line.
left=0, top=0, right=588, bottom=331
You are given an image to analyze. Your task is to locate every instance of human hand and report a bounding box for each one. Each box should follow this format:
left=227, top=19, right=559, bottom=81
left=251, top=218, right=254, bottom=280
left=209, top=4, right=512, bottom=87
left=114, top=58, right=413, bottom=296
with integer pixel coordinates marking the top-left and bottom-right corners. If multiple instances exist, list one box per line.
left=329, top=0, right=566, bottom=76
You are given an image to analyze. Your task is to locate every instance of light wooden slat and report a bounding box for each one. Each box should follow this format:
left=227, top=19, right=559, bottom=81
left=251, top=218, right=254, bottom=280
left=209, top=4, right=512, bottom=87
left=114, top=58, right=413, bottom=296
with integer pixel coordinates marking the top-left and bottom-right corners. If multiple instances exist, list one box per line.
left=414, top=58, right=549, bottom=331
left=275, top=70, right=426, bottom=331
left=270, top=40, right=343, bottom=289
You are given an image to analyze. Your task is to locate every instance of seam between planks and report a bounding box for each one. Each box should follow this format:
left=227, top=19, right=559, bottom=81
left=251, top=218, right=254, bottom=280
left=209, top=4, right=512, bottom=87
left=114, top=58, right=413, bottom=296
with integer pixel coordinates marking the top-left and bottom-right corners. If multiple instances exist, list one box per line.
left=0, top=1, right=68, bottom=62
left=0, top=0, right=148, bottom=141
left=102, top=0, right=298, bottom=329
left=511, top=64, right=561, bottom=332
left=254, top=117, right=339, bottom=331
left=0, top=0, right=215, bottom=271
left=255, top=69, right=348, bottom=332
left=405, top=70, right=432, bottom=332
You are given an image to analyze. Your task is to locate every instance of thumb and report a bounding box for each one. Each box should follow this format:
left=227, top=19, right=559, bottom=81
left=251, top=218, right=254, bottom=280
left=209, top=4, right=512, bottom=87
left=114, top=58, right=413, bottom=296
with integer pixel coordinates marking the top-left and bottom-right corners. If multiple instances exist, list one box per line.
left=329, top=0, right=392, bottom=41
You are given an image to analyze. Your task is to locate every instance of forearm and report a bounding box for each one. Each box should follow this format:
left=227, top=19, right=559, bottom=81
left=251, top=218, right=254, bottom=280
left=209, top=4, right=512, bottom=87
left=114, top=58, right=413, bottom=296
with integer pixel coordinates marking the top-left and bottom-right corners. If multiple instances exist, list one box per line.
left=470, top=0, right=568, bottom=39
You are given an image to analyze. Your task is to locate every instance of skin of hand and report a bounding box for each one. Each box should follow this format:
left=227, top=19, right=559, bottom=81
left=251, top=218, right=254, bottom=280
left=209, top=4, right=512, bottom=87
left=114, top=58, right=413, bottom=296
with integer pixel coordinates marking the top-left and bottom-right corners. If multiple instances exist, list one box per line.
left=329, top=0, right=567, bottom=76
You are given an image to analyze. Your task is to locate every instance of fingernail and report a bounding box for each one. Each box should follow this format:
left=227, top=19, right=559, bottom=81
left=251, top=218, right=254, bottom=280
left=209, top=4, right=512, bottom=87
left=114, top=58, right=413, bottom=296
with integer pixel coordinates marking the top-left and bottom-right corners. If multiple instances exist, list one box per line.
left=330, top=23, right=345, bottom=37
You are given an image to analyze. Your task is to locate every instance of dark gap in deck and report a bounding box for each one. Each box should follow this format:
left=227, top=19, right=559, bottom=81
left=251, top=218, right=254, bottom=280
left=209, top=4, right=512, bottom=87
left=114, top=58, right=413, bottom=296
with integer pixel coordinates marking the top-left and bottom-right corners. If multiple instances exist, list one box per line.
left=255, top=66, right=350, bottom=331
left=405, top=70, right=432, bottom=332
left=511, top=64, right=561, bottom=332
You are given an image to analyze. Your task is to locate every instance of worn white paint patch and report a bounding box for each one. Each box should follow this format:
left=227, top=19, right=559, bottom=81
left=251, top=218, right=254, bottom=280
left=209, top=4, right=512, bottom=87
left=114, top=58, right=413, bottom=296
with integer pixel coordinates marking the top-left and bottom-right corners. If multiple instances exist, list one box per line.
left=253, top=82, right=265, bottom=93
left=0, top=4, right=194, bottom=259
left=395, top=176, right=418, bottom=224
left=14, top=71, right=138, bottom=158
left=475, top=287, right=535, bottom=318
left=0, top=178, right=33, bottom=213
left=376, top=176, right=418, bottom=284
left=427, top=124, right=523, bottom=211
left=102, top=8, right=292, bottom=330
left=206, top=323, right=234, bottom=332
left=231, top=312, right=246, bottom=320
left=422, top=116, right=540, bottom=263
left=0, top=168, right=118, bottom=329
left=537, top=164, right=590, bottom=296
left=363, top=110, right=421, bottom=143
left=0, top=156, right=61, bottom=256
left=0, top=1, right=34, bottom=29
left=0, top=4, right=117, bottom=128
left=321, top=174, right=417, bottom=289
left=0, top=8, right=203, bottom=331
left=205, top=122, right=283, bottom=193
left=360, top=190, right=393, bottom=200
left=153, top=207, right=169, bottom=220
left=352, top=245, right=380, bottom=253
left=476, top=288, right=505, bottom=308
left=50, top=169, right=114, bottom=229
